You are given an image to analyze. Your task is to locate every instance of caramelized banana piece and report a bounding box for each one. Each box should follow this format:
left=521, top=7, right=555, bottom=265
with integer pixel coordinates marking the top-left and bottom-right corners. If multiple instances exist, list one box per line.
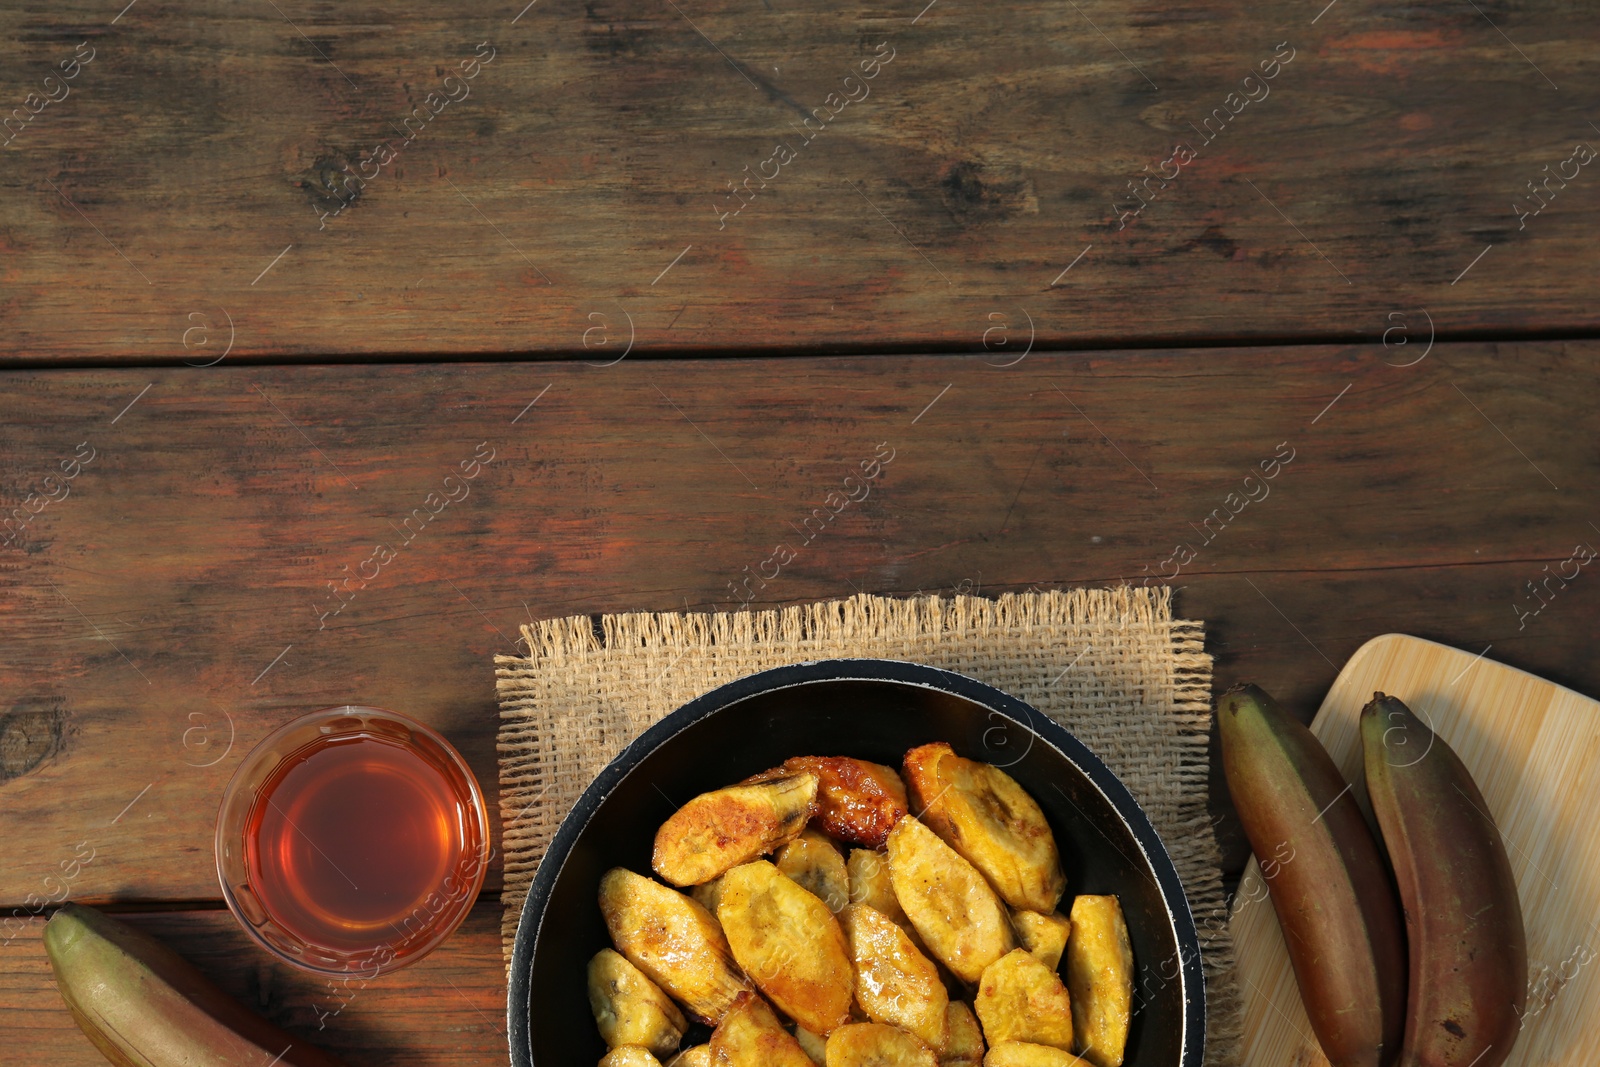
left=846, top=849, right=941, bottom=962
left=653, top=774, right=819, bottom=886
left=941, top=1003, right=986, bottom=1067
left=824, top=1022, right=939, bottom=1067
left=974, top=949, right=1074, bottom=1052
left=1063, top=897, right=1131, bottom=1067
left=718, top=861, right=854, bottom=1035
left=796, top=1027, right=829, bottom=1066
left=847, top=850, right=910, bottom=926
left=710, top=992, right=816, bottom=1067
left=841, top=904, right=949, bottom=1050
left=600, top=1047, right=665, bottom=1067
left=588, top=948, right=689, bottom=1055
left=690, top=875, right=727, bottom=925
left=1009, top=910, right=1072, bottom=974
left=599, top=868, right=751, bottom=1024
left=982, top=1042, right=1088, bottom=1067
left=886, top=817, right=1015, bottom=983
left=777, top=830, right=851, bottom=914
left=903, top=744, right=1065, bottom=913
left=754, top=756, right=909, bottom=847
left=666, top=1046, right=713, bottom=1067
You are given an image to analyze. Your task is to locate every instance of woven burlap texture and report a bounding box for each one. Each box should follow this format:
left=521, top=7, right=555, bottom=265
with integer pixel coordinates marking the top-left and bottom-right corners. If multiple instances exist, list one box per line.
left=494, top=587, right=1242, bottom=1066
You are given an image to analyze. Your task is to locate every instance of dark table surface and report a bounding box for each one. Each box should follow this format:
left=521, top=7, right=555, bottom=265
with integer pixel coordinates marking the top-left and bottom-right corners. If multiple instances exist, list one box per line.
left=2, top=1, right=1596, bottom=1063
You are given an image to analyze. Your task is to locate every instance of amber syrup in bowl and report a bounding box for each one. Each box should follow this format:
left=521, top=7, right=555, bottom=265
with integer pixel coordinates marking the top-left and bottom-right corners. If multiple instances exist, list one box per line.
left=216, top=707, right=489, bottom=976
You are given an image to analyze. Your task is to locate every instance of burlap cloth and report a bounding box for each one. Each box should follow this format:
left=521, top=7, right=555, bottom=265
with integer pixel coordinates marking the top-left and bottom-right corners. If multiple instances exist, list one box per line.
left=494, top=588, right=1242, bottom=1066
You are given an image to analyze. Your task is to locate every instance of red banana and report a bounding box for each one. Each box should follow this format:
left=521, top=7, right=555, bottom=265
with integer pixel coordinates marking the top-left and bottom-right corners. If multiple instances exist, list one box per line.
left=1219, top=683, right=1406, bottom=1067
left=1362, top=693, right=1526, bottom=1067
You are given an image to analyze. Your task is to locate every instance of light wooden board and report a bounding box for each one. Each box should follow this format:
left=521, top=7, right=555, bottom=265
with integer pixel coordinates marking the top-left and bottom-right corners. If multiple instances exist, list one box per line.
left=1231, top=633, right=1600, bottom=1067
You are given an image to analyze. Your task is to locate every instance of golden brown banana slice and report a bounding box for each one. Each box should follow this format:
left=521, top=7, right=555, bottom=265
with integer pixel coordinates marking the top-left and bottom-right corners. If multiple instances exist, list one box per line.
left=1063, top=897, right=1132, bottom=1067
left=777, top=830, right=851, bottom=914
left=587, top=948, right=689, bottom=1055
left=1009, top=910, right=1072, bottom=973
left=710, top=992, right=816, bottom=1067
left=974, top=949, right=1074, bottom=1051
left=665, top=1046, right=712, bottom=1067
left=761, top=756, right=910, bottom=847
left=886, top=816, right=1015, bottom=983
left=824, top=1022, right=939, bottom=1067
left=903, top=744, right=1065, bottom=913
left=941, top=1002, right=986, bottom=1067
left=982, top=1042, right=1088, bottom=1067
left=796, top=1026, right=829, bottom=1066
left=653, top=773, right=819, bottom=887
left=599, top=1047, right=665, bottom=1067
left=848, top=848, right=939, bottom=961
left=847, top=850, right=910, bottom=925
left=689, top=875, right=727, bottom=925
left=598, top=868, right=751, bottom=1024
left=717, top=860, right=854, bottom=1035
left=840, top=904, right=949, bottom=1050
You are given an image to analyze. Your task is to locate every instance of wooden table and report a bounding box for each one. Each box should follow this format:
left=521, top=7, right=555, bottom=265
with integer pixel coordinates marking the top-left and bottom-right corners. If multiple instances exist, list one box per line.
left=2, top=1, right=1595, bottom=1062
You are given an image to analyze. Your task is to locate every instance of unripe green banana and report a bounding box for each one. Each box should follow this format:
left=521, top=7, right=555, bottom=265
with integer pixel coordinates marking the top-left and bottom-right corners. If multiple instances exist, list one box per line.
left=44, top=903, right=349, bottom=1067
left=1218, top=683, right=1406, bottom=1067
left=1361, top=694, right=1526, bottom=1067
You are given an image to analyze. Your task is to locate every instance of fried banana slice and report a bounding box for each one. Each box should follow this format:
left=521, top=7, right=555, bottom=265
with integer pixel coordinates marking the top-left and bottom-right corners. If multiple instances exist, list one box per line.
left=752, top=756, right=909, bottom=847
left=1009, top=910, right=1072, bottom=974
left=982, top=1042, right=1088, bottom=1067
left=846, top=850, right=940, bottom=960
left=718, top=860, right=854, bottom=1035
left=841, top=904, right=949, bottom=1050
left=653, top=773, right=819, bottom=887
left=903, top=744, right=1065, bottom=913
left=1064, top=896, right=1132, bottom=1067
left=690, top=875, right=727, bottom=924
left=710, top=991, right=816, bottom=1067
left=886, top=817, right=1015, bottom=983
left=974, top=949, right=1074, bottom=1051
left=824, top=1022, right=939, bottom=1067
left=941, top=1002, right=986, bottom=1067
left=666, top=1046, right=712, bottom=1067
left=599, top=868, right=751, bottom=1024
left=847, top=850, right=909, bottom=926
left=796, top=1027, right=829, bottom=1066
left=588, top=947, right=689, bottom=1054
left=777, top=830, right=851, bottom=914
left=600, top=1047, right=665, bottom=1067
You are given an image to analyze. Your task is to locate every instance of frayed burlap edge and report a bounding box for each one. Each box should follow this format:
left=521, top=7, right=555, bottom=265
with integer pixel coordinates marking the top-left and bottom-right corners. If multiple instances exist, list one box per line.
left=493, top=588, right=1243, bottom=1066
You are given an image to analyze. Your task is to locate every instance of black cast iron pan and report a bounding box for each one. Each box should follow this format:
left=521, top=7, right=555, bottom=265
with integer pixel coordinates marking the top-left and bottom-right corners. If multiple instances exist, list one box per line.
left=506, top=659, right=1206, bottom=1066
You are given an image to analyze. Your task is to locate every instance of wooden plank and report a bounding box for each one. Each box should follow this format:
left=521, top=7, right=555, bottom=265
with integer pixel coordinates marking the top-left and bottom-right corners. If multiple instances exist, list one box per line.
left=0, top=902, right=509, bottom=1066
left=0, top=347, right=1593, bottom=915
left=0, top=3, right=1595, bottom=361
left=1, top=344, right=1596, bottom=909
left=1232, top=634, right=1600, bottom=1067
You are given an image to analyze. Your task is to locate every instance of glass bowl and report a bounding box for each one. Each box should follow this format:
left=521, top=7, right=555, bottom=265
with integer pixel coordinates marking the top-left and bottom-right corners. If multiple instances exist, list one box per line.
left=215, top=705, right=489, bottom=977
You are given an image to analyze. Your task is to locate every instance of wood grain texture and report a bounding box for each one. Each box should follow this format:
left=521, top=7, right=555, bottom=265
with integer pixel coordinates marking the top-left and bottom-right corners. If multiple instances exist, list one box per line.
left=1231, top=634, right=1600, bottom=1067
left=0, top=344, right=1595, bottom=911
left=0, top=1, right=1595, bottom=362
left=0, top=902, right=509, bottom=1067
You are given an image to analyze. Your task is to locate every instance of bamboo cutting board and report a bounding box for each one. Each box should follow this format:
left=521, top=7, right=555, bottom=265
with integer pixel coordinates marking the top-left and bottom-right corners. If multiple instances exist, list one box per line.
left=1230, top=633, right=1600, bottom=1067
